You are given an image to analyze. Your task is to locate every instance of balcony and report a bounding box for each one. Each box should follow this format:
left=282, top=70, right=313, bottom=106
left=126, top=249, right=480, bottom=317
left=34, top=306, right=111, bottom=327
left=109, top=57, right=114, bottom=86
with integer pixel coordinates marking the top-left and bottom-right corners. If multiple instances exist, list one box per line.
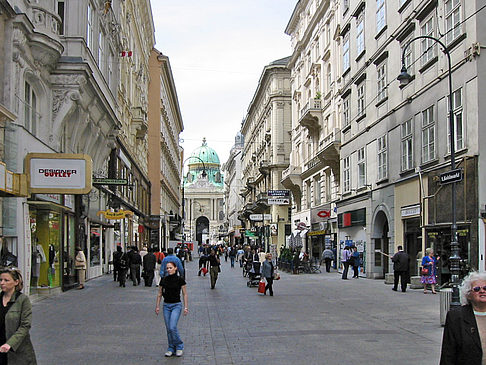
left=131, top=106, right=148, bottom=139
left=316, top=128, right=341, bottom=174
left=299, top=98, right=322, bottom=135
left=256, top=192, right=269, bottom=210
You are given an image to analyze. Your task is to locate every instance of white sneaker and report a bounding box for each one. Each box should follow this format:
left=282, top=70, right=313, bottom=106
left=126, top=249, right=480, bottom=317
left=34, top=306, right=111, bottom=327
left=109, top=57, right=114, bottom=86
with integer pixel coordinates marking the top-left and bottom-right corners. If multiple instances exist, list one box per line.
left=164, top=351, right=173, bottom=357
left=175, top=350, right=183, bottom=357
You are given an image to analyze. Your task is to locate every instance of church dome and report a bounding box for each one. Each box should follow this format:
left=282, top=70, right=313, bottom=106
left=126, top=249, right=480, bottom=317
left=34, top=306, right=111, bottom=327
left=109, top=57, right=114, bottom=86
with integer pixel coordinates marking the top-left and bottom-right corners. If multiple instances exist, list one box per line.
left=188, top=138, right=220, bottom=166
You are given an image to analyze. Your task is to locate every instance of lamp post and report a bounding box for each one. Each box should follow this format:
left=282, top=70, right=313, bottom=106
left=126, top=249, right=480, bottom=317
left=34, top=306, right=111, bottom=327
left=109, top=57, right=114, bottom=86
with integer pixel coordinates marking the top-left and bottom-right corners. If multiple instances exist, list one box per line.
left=181, top=156, right=207, bottom=244
left=398, top=35, right=460, bottom=308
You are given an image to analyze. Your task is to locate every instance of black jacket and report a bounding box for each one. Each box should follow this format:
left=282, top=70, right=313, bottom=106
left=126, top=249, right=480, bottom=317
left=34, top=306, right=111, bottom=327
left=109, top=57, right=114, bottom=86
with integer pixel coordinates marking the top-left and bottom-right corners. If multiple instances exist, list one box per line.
left=128, top=251, right=142, bottom=265
left=143, top=252, right=156, bottom=271
left=440, top=304, right=482, bottom=365
left=391, top=251, right=410, bottom=271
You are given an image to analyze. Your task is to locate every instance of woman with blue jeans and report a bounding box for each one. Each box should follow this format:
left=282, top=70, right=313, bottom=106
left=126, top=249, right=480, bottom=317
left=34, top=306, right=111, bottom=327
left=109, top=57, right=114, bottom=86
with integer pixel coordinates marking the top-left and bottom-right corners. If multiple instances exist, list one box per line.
left=155, top=262, right=188, bottom=357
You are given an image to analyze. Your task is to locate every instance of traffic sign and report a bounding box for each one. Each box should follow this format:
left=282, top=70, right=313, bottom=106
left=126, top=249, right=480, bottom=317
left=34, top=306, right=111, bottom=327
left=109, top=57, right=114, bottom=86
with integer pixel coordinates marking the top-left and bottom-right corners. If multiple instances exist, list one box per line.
left=439, top=169, right=463, bottom=185
left=268, top=198, right=290, bottom=205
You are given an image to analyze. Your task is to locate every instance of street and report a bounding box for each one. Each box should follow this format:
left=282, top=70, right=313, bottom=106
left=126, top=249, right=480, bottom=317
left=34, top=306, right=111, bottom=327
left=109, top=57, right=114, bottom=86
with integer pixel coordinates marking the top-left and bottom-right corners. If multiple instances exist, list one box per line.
left=31, top=259, right=443, bottom=365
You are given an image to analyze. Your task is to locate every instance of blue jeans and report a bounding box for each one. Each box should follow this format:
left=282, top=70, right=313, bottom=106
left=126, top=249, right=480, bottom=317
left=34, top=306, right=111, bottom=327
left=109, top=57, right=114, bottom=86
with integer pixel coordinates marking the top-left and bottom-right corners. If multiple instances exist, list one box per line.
left=163, top=302, right=183, bottom=352
left=230, top=256, right=235, bottom=267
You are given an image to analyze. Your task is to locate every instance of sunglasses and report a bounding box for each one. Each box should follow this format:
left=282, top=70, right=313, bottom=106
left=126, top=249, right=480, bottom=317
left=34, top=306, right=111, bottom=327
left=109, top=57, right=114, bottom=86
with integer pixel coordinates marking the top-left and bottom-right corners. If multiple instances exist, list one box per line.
left=472, top=286, right=486, bottom=292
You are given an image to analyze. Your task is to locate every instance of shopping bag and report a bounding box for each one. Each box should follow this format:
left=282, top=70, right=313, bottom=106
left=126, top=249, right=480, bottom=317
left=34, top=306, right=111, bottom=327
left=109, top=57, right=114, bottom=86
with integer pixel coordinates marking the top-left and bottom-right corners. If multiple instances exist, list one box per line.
left=202, top=267, right=208, bottom=275
left=258, top=280, right=266, bottom=293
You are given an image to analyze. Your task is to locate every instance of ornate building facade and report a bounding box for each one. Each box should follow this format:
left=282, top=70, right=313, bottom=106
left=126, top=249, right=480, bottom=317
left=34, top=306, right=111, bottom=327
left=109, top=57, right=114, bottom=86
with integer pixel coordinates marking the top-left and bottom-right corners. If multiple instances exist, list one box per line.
left=183, top=139, right=224, bottom=246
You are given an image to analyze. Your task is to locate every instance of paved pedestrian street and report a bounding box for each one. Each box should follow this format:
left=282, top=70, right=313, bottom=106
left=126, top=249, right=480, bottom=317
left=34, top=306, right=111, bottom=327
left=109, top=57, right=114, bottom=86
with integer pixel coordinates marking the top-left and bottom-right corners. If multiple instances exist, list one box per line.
left=31, top=259, right=443, bottom=365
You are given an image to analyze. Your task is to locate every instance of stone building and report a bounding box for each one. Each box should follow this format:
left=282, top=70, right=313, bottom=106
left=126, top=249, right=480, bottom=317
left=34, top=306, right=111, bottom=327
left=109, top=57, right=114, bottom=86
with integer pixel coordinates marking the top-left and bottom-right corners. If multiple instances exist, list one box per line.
left=147, top=49, right=184, bottom=250
left=183, top=139, right=225, bottom=246
left=283, top=0, right=341, bottom=260
left=223, top=132, right=244, bottom=246
left=336, top=0, right=484, bottom=279
left=239, top=57, right=292, bottom=253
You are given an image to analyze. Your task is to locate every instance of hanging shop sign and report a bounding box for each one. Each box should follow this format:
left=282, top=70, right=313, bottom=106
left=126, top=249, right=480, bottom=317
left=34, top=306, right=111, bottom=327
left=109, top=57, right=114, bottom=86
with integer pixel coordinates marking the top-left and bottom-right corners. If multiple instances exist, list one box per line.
left=268, top=197, right=290, bottom=205
left=97, top=209, right=133, bottom=220
left=268, top=190, right=290, bottom=197
left=250, top=214, right=272, bottom=221
left=93, top=178, right=128, bottom=185
left=25, top=153, right=92, bottom=194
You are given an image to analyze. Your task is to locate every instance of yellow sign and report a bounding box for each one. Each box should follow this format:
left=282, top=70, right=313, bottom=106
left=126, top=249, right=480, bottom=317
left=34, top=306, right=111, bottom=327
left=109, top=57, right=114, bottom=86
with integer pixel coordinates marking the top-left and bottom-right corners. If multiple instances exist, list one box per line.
left=97, top=209, right=133, bottom=220
left=308, top=230, right=326, bottom=236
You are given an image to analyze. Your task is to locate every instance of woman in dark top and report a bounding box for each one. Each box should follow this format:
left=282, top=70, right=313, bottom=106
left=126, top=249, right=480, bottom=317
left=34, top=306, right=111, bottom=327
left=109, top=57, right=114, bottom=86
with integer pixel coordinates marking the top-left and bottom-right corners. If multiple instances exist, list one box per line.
left=261, top=253, right=275, bottom=296
left=155, top=262, right=188, bottom=358
left=0, top=268, right=36, bottom=365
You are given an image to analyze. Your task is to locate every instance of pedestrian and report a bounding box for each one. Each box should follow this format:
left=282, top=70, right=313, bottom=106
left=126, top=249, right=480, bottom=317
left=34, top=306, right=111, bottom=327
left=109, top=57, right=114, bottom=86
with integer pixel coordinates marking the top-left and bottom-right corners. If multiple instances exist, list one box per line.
left=128, top=246, right=142, bottom=286
left=321, top=247, right=334, bottom=273
left=160, top=248, right=184, bottom=278
left=261, top=253, right=275, bottom=296
left=421, top=248, right=438, bottom=294
left=118, top=249, right=129, bottom=287
left=198, top=254, right=208, bottom=276
left=440, top=271, right=486, bottom=364
left=229, top=245, right=236, bottom=268
left=0, top=268, right=37, bottom=364
left=153, top=249, right=165, bottom=286
left=292, top=251, right=300, bottom=274
left=351, top=246, right=360, bottom=278
left=341, top=246, right=351, bottom=280
left=74, top=246, right=86, bottom=289
left=224, top=246, right=228, bottom=262
left=237, top=246, right=244, bottom=267
left=112, top=245, right=123, bottom=282
left=139, top=246, right=148, bottom=259
left=155, top=262, right=188, bottom=358
left=208, top=249, right=221, bottom=289
left=391, top=245, right=410, bottom=292
left=143, top=248, right=156, bottom=287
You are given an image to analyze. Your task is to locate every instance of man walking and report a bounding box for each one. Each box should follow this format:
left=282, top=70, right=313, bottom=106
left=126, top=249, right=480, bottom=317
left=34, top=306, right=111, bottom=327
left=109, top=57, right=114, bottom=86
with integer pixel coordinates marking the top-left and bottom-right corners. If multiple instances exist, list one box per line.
left=321, top=247, right=334, bottom=273
left=128, top=246, right=142, bottom=286
left=160, top=248, right=184, bottom=278
left=229, top=245, right=236, bottom=268
left=208, top=249, right=221, bottom=289
left=142, top=248, right=156, bottom=287
left=391, top=245, right=410, bottom=292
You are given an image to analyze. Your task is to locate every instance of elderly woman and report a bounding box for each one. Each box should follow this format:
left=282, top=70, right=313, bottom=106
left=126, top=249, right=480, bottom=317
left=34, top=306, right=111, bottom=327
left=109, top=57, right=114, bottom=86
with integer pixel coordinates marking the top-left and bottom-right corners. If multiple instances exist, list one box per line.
left=421, top=247, right=438, bottom=294
left=261, top=253, right=275, bottom=296
left=440, top=271, right=486, bottom=364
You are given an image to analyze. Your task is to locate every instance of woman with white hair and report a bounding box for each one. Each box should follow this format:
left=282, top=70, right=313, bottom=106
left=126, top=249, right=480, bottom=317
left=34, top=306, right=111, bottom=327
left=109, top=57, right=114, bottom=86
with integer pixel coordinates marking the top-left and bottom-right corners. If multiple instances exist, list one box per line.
left=440, top=271, right=486, bottom=364
left=421, top=247, right=438, bottom=294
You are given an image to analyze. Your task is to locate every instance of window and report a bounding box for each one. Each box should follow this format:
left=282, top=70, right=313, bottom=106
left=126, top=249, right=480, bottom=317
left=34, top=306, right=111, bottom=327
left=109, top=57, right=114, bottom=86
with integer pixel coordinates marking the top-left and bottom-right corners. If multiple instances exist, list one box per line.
left=327, top=64, right=332, bottom=92
left=377, top=62, right=387, bottom=102
left=108, top=50, right=113, bottom=89
left=326, top=23, right=331, bottom=47
left=343, top=156, right=351, bottom=192
left=447, top=88, right=464, bottom=152
left=421, top=16, right=436, bottom=65
left=422, top=106, right=435, bottom=163
left=57, top=1, right=64, bottom=35
left=343, top=96, right=350, bottom=127
left=376, top=0, right=386, bottom=33
left=306, top=181, right=312, bottom=209
left=402, top=35, right=414, bottom=76
left=401, top=119, right=413, bottom=171
left=314, top=176, right=321, bottom=205
left=357, top=147, right=366, bottom=187
left=98, top=30, right=104, bottom=68
left=356, top=16, right=365, bottom=55
left=445, top=0, right=461, bottom=44
left=24, top=82, right=37, bottom=135
left=377, top=135, right=387, bottom=180
left=343, top=35, right=350, bottom=72
left=357, top=83, right=365, bottom=117
left=87, top=3, right=94, bottom=49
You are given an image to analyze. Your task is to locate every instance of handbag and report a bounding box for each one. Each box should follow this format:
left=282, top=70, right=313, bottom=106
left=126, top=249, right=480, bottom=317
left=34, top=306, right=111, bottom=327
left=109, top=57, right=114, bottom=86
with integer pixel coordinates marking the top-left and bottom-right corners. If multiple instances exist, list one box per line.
left=273, top=272, right=280, bottom=280
left=258, top=280, right=266, bottom=293
left=421, top=267, right=429, bottom=275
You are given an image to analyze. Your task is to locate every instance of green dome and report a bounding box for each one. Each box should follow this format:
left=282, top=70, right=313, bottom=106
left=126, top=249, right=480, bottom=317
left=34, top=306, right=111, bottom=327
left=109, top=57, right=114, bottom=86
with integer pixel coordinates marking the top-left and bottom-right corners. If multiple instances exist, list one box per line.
left=188, top=138, right=220, bottom=166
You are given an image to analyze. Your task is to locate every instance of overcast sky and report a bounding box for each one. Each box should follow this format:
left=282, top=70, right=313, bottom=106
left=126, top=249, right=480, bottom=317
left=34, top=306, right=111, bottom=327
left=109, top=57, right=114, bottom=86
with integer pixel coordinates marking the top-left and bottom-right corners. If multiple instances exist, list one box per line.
left=151, top=0, right=296, bottom=166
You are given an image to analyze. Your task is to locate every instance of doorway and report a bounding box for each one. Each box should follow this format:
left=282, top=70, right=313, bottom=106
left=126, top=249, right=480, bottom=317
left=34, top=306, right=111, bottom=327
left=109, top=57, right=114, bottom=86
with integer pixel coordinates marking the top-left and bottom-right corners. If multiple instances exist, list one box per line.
left=196, top=216, right=209, bottom=245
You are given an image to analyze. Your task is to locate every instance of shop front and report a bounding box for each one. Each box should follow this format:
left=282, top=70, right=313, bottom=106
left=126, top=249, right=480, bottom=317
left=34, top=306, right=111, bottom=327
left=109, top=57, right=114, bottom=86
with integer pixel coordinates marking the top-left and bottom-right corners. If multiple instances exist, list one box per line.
left=337, top=207, right=368, bottom=275
left=309, top=204, right=337, bottom=260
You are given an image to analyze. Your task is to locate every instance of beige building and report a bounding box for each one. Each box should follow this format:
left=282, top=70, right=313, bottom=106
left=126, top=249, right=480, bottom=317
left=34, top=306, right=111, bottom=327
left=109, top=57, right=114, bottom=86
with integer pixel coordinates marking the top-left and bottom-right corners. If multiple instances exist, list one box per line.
left=147, top=49, right=184, bottom=250
left=282, top=0, right=341, bottom=259
left=239, top=57, right=292, bottom=253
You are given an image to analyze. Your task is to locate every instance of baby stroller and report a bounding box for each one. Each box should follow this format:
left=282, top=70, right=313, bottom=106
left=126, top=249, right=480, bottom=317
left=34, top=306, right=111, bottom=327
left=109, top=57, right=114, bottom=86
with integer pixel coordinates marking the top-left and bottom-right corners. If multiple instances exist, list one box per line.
left=247, top=261, right=261, bottom=287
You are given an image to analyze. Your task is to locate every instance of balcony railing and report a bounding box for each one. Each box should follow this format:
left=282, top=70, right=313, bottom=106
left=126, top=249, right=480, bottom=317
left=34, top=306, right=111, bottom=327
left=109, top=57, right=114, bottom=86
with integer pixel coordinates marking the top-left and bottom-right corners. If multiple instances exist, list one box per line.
left=300, top=98, right=322, bottom=118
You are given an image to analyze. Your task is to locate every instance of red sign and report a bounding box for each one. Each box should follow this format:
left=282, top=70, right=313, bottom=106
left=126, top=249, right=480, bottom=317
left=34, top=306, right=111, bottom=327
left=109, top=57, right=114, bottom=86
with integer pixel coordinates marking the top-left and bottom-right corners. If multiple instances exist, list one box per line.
left=343, top=213, right=352, bottom=227
left=317, top=210, right=331, bottom=218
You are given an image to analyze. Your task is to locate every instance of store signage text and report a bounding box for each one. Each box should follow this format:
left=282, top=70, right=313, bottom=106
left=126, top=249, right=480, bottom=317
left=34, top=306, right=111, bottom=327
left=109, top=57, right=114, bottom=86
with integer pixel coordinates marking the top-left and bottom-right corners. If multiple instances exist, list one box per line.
left=250, top=214, right=272, bottom=221
left=268, top=190, right=290, bottom=197
left=401, top=204, right=421, bottom=218
left=97, top=209, right=133, bottom=220
left=268, top=198, right=290, bottom=205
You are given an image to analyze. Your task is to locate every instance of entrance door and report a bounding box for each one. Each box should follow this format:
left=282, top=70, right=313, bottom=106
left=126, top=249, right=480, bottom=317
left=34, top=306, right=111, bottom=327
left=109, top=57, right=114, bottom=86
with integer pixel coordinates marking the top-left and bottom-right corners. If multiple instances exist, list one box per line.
left=196, top=216, right=209, bottom=245
left=404, top=218, right=421, bottom=276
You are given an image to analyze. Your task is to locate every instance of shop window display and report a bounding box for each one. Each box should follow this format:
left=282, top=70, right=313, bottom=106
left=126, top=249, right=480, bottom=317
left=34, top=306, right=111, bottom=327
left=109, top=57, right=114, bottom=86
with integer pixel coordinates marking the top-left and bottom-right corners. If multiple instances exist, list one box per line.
left=90, top=225, right=101, bottom=266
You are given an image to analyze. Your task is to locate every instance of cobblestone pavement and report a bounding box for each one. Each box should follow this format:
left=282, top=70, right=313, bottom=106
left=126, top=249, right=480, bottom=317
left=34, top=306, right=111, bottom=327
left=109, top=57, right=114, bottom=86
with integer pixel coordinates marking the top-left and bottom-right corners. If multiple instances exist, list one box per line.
left=31, top=259, right=443, bottom=365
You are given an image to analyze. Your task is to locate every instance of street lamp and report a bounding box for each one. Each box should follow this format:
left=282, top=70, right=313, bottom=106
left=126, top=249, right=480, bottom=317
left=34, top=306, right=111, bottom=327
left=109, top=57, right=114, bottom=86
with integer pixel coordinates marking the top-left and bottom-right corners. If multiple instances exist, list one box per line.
left=398, top=35, right=461, bottom=308
left=181, top=156, right=207, bottom=243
